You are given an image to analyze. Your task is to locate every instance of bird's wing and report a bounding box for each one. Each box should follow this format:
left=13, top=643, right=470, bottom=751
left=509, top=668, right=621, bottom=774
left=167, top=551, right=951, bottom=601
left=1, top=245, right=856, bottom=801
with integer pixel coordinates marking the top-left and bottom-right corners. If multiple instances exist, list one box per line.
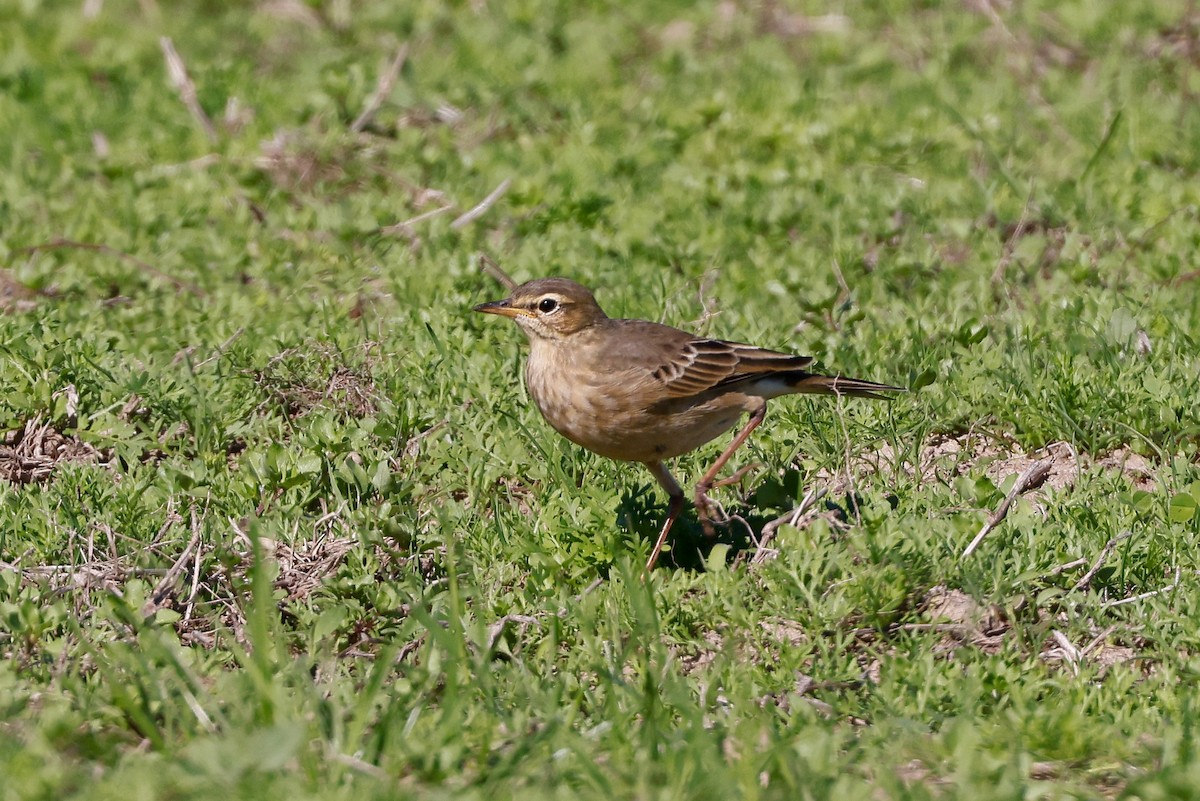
left=654, top=338, right=815, bottom=398
left=604, top=320, right=813, bottom=399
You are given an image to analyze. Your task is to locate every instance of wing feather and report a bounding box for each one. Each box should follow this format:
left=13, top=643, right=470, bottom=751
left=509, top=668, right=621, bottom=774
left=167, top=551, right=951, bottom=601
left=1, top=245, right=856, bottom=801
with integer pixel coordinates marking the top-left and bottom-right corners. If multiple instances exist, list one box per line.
left=597, top=319, right=819, bottom=399
left=652, top=337, right=814, bottom=398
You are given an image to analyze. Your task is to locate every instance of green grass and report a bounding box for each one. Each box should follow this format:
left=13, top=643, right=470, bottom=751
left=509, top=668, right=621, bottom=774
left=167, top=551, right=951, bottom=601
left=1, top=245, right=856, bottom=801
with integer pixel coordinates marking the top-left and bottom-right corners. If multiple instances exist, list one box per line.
left=3, top=0, right=1200, bottom=797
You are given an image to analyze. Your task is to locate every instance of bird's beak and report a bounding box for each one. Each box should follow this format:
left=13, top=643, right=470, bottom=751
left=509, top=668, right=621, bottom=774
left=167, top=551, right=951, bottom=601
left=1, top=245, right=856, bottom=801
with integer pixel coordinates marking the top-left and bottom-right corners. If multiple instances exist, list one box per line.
left=473, top=298, right=529, bottom=318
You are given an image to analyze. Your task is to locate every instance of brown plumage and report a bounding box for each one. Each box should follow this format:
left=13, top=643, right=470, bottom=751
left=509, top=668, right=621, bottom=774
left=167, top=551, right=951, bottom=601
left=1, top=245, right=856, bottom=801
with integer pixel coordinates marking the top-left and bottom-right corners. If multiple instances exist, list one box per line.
left=474, top=277, right=904, bottom=570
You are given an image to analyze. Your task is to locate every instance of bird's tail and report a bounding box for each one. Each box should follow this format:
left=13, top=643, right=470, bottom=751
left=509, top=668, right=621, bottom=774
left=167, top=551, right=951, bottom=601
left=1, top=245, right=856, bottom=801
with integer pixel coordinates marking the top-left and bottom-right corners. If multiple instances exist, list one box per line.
left=785, top=372, right=907, bottom=400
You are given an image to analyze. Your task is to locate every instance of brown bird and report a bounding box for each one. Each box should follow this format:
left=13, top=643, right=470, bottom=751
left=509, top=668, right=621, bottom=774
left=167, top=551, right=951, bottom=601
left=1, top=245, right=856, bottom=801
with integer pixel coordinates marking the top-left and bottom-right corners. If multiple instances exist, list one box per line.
left=474, top=277, right=904, bottom=570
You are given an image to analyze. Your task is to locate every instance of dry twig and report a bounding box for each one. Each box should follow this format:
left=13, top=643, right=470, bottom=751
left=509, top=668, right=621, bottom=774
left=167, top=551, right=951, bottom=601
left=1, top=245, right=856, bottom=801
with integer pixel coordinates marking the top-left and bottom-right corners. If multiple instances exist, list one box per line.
left=1103, top=567, right=1183, bottom=609
left=753, top=488, right=827, bottom=564
left=1045, top=557, right=1088, bottom=577
left=379, top=204, right=453, bottom=239
left=451, top=178, right=511, bottom=229
left=1073, top=530, right=1133, bottom=592
left=1047, top=629, right=1083, bottom=675
left=961, top=457, right=1053, bottom=558
left=147, top=526, right=203, bottom=610
left=350, top=43, right=410, bottom=133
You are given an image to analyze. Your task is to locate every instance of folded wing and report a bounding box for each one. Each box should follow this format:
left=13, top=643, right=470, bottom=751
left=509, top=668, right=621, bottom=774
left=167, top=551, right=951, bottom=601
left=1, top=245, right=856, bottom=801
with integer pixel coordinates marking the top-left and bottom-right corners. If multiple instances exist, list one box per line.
left=651, top=337, right=815, bottom=398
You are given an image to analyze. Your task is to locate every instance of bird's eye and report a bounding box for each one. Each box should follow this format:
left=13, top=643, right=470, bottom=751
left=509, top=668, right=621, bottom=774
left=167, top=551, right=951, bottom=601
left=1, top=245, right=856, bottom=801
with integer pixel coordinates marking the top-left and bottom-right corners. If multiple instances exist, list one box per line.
left=538, top=298, right=558, bottom=313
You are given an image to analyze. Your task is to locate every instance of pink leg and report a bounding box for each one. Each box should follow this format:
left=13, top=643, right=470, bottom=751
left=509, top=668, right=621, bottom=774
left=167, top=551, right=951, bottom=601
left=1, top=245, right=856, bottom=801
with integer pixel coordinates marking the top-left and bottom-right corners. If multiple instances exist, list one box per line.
left=694, top=402, right=767, bottom=534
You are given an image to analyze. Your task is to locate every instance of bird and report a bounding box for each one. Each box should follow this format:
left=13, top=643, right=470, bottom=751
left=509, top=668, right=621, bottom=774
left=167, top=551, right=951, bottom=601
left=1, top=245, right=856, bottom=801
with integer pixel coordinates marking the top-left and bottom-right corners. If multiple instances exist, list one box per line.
left=474, top=277, right=904, bottom=571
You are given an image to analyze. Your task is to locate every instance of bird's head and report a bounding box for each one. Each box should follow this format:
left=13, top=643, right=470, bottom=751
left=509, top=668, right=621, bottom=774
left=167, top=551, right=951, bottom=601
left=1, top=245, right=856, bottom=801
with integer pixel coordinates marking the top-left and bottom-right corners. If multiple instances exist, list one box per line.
left=473, top=277, right=608, bottom=340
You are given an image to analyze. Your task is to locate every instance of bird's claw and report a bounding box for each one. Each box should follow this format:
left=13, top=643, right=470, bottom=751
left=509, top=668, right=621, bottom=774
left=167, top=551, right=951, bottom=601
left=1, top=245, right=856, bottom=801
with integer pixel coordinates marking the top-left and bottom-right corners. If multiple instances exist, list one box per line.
left=695, top=486, right=731, bottom=536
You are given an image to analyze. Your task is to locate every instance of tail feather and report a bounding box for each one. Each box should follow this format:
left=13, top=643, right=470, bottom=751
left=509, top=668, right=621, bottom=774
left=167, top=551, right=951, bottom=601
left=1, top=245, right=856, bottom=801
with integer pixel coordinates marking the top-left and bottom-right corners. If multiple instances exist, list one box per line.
left=786, top=372, right=907, bottom=400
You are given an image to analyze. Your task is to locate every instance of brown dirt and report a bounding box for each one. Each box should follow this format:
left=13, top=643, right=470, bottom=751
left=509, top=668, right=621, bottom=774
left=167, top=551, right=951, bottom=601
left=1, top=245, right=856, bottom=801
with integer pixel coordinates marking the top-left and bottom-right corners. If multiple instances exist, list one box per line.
left=0, top=270, right=44, bottom=313
left=844, top=432, right=1156, bottom=494
left=918, top=584, right=1011, bottom=655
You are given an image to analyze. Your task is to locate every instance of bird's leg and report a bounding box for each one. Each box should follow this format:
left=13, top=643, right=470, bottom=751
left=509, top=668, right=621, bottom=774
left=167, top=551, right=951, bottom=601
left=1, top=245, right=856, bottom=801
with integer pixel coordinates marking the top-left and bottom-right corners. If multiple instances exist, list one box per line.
left=695, top=402, right=767, bottom=535
left=643, top=461, right=685, bottom=572
left=646, top=494, right=684, bottom=573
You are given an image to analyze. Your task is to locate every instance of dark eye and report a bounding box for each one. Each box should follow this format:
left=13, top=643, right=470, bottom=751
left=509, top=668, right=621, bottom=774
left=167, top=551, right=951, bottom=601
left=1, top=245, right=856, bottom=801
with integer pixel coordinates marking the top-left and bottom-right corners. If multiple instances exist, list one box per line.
left=538, top=298, right=558, bottom=313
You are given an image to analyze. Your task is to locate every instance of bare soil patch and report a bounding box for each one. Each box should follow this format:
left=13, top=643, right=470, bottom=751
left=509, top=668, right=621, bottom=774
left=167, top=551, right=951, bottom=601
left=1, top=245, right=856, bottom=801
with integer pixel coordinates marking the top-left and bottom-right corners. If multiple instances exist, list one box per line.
left=844, top=432, right=1157, bottom=494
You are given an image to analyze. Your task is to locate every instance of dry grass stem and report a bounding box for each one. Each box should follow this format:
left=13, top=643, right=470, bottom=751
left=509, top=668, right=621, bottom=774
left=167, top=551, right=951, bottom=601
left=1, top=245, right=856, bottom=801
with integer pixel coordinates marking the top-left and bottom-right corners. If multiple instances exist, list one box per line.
left=1, top=415, right=106, bottom=485
left=53, top=384, right=79, bottom=427
left=160, top=37, right=217, bottom=142
left=146, top=526, right=203, bottom=612
left=151, top=153, right=222, bottom=176
left=21, top=238, right=205, bottom=296
left=478, top=253, right=518, bottom=290
left=992, top=185, right=1036, bottom=284
left=379, top=204, right=453, bottom=238
left=969, top=0, right=1072, bottom=141
left=1047, top=629, right=1083, bottom=675
left=451, top=178, right=511, bottom=229
left=350, top=42, right=410, bottom=133
left=689, top=269, right=722, bottom=331
left=194, top=327, right=247, bottom=369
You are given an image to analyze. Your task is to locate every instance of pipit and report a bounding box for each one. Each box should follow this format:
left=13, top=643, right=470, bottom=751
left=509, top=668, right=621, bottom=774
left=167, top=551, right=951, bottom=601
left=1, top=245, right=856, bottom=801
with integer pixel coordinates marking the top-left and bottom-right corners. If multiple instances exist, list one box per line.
left=474, top=277, right=904, bottom=570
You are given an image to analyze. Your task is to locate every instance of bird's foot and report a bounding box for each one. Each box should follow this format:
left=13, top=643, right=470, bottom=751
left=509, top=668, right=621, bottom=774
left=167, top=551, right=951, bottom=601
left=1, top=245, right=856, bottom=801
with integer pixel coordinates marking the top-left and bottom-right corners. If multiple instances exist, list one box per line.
left=695, top=464, right=757, bottom=535
left=694, top=485, right=727, bottom=537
